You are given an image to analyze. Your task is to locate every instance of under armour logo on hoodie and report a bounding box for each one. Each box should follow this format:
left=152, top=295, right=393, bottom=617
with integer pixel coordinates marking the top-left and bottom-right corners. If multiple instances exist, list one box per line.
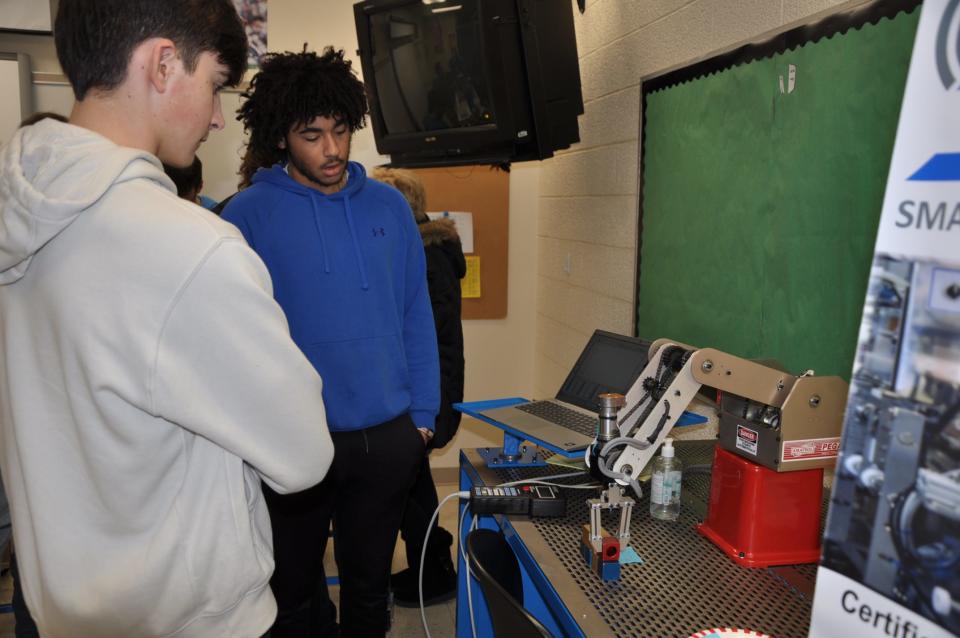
left=372, top=227, right=386, bottom=237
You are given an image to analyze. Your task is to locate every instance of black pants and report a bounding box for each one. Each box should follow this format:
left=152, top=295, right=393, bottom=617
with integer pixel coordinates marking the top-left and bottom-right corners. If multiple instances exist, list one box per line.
left=11, top=554, right=39, bottom=638
left=399, top=454, right=442, bottom=568
left=265, top=414, right=423, bottom=638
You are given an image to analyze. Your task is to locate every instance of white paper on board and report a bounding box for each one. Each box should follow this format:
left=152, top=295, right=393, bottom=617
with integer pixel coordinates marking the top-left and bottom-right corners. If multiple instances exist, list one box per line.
left=427, top=211, right=474, bottom=253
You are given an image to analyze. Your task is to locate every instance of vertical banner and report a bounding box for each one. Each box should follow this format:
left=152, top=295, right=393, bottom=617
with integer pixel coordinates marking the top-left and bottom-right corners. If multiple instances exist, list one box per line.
left=810, top=2, right=960, bottom=637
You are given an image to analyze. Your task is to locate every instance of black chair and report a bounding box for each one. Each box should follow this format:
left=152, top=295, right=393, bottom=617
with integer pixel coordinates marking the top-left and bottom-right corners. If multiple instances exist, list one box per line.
left=466, top=528, right=554, bottom=638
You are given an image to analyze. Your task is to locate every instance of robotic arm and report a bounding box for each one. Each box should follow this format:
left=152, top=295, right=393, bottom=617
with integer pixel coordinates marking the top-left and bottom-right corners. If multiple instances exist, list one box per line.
left=586, top=339, right=700, bottom=495
left=588, top=338, right=847, bottom=494
left=580, top=338, right=845, bottom=581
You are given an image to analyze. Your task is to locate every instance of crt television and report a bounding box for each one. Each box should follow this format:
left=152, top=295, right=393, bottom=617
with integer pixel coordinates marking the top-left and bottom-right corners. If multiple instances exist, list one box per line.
left=353, top=0, right=583, bottom=168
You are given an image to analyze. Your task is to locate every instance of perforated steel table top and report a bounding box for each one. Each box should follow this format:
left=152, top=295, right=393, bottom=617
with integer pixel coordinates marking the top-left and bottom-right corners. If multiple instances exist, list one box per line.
left=463, top=441, right=817, bottom=638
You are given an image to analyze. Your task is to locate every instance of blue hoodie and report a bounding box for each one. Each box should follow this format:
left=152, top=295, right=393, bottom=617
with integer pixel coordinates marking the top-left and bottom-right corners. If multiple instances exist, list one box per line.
left=223, top=162, right=440, bottom=432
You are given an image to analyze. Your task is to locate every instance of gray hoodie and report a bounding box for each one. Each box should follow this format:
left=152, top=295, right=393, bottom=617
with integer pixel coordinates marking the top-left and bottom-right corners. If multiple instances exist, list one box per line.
left=0, top=119, right=333, bottom=637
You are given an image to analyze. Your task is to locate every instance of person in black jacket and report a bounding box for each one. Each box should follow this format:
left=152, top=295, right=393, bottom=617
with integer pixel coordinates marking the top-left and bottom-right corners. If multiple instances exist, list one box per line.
left=372, top=168, right=466, bottom=607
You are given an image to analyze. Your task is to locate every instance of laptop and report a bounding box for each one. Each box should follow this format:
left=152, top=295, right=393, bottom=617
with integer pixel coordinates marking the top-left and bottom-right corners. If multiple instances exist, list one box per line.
left=478, top=330, right=651, bottom=452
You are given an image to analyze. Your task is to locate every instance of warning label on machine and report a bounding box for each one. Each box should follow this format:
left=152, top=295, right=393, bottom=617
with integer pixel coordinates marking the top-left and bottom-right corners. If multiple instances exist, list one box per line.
left=782, top=436, right=841, bottom=462
left=735, top=425, right=758, bottom=456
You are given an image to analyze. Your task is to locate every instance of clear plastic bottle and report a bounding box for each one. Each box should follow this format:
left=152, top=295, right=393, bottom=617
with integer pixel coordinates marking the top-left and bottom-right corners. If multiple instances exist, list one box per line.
left=649, top=438, right=682, bottom=521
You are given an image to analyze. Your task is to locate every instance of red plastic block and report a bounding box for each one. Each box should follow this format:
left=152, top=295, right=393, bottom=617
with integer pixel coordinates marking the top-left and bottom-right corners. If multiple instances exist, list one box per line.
left=600, top=536, right=620, bottom=563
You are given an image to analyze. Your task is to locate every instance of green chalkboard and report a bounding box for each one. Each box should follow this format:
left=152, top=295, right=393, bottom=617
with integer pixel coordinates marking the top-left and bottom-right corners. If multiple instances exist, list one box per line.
left=637, top=8, right=919, bottom=379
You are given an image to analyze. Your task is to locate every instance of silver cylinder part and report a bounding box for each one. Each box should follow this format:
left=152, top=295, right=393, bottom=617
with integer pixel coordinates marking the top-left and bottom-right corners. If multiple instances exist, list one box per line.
left=597, top=392, right=626, bottom=442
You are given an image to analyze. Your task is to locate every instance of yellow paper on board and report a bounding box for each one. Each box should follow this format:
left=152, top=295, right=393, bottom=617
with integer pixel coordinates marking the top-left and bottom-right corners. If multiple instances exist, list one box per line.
left=462, top=255, right=481, bottom=298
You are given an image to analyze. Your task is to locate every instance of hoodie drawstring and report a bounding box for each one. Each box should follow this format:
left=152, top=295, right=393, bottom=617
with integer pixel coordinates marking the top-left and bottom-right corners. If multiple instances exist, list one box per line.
left=309, top=197, right=331, bottom=274
left=343, top=197, right=370, bottom=291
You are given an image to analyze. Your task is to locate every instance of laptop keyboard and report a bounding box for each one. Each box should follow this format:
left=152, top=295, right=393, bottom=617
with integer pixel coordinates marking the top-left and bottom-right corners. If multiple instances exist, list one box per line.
left=515, top=401, right=597, bottom=437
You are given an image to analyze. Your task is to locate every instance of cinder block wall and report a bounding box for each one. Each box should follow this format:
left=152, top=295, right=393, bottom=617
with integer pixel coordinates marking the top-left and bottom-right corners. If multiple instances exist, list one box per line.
left=533, top=0, right=870, bottom=398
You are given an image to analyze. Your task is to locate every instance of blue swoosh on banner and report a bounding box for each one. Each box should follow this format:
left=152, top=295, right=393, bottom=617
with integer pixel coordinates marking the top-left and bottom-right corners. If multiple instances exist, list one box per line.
left=908, top=153, right=960, bottom=180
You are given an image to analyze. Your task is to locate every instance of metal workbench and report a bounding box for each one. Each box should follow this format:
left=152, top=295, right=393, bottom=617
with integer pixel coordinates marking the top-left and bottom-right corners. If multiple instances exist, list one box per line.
left=457, top=441, right=817, bottom=638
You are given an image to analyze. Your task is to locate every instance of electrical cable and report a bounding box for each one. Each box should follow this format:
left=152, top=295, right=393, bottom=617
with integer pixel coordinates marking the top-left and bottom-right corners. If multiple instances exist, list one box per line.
left=469, top=514, right=481, bottom=638
left=601, top=454, right=643, bottom=500
left=450, top=509, right=482, bottom=638
left=420, top=490, right=469, bottom=638
left=458, top=503, right=477, bottom=638
left=496, top=471, right=587, bottom=487
left=502, top=480, right=600, bottom=490
left=466, top=515, right=479, bottom=638
left=499, top=471, right=601, bottom=491
left=599, top=436, right=651, bottom=458
left=598, top=437, right=651, bottom=500
left=645, top=400, right=672, bottom=445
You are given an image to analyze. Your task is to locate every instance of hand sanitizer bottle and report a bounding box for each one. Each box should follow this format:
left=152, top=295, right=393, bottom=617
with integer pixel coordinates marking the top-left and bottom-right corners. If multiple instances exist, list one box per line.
left=650, top=438, right=682, bottom=521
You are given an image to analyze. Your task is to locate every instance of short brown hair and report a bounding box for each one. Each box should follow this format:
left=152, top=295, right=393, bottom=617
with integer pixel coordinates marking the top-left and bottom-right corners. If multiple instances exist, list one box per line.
left=55, top=0, right=247, bottom=101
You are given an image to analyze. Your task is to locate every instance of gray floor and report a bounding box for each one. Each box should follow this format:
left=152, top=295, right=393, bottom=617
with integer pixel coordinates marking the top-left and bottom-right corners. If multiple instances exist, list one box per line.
left=0, top=481, right=463, bottom=638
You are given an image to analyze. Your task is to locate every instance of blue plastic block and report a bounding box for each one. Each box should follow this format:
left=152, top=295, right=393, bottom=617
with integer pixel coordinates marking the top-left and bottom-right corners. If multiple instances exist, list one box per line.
left=599, top=560, right=620, bottom=581
left=580, top=542, right=593, bottom=567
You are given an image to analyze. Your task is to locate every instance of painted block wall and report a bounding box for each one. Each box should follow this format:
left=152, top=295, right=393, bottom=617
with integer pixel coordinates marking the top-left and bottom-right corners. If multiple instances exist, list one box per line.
left=533, top=0, right=872, bottom=399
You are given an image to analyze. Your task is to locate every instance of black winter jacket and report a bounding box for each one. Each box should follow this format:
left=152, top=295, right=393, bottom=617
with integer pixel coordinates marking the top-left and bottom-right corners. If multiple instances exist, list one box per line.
left=419, top=217, right=466, bottom=449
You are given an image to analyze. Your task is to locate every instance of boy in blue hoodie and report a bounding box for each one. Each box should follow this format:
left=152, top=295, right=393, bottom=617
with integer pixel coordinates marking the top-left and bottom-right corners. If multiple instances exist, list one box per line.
left=222, top=49, right=440, bottom=638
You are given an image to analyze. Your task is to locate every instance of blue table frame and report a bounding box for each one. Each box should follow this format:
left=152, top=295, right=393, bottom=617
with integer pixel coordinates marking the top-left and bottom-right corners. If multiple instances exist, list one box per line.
left=456, top=449, right=595, bottom=638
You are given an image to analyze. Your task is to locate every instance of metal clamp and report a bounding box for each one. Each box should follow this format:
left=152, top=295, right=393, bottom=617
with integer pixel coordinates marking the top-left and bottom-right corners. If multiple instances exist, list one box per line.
left=586, top=484, right=635, bottom=547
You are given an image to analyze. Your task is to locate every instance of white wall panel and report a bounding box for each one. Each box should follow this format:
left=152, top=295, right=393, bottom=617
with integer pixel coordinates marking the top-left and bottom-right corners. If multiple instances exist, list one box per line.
left=0, top=1, right=53, bottom=32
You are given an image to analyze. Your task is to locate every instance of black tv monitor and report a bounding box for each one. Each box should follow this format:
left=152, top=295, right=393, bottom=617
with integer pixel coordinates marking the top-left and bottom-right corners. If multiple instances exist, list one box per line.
left=353, top=0, right=583, bottom=168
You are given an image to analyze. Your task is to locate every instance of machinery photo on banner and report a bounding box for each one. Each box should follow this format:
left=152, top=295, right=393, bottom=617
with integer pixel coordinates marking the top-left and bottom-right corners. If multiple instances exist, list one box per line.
left=810, top=1, right=960, bottom=636
left=820, top=256, right=960, bottom=636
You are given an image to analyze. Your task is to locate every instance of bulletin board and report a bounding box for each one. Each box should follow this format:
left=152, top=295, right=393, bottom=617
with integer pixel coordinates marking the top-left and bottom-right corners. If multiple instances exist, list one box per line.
left=411, top=165, right=509, bottom=319
left=636, top=1, right=920, bottom=379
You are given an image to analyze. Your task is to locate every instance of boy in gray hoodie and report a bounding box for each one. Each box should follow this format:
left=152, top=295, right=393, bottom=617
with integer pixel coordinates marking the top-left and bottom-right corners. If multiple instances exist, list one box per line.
left=0, top=1, right=334, bottom=636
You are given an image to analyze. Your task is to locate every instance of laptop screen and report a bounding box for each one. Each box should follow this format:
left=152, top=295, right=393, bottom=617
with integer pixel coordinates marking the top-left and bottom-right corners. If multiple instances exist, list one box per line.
left=556, top=331, right=652, bottom=411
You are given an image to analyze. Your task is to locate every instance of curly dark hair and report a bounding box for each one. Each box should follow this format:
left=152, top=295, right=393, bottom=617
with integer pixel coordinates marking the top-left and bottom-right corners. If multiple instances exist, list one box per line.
left=236, top=47, right=368, bottom=188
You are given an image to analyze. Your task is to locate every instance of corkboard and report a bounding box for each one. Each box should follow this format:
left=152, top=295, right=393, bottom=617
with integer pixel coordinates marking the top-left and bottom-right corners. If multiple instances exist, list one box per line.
left=410, top=166, right=509, bottom=319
